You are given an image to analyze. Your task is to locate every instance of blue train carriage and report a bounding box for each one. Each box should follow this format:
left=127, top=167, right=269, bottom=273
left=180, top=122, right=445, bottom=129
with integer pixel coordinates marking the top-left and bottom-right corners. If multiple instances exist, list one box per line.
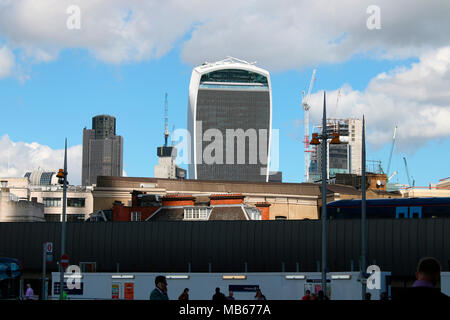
left=327, top=197, right=450, bottom=219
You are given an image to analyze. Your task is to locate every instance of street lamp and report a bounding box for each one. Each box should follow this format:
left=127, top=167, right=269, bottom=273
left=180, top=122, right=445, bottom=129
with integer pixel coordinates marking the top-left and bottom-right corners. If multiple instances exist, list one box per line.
left=309, top=91, right=340, bottom=297
left=57, top=139, right=68, bottom=301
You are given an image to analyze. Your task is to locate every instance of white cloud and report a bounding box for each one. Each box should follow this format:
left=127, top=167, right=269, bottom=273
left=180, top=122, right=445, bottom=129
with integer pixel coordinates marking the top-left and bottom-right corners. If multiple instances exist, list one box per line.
left=0, top=1, right=449, bottom=70
left=0, top=45, right=14, bottom=78
left=0, top=135, right=82, bottom=185
left=307, top=46, right=450, bottom=152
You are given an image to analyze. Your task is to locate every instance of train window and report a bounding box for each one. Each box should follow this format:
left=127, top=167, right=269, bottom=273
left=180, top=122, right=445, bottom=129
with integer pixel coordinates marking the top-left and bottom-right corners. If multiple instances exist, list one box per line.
left=395, top=207, right=408, bottom=219
left=409, top=206, right=422, bottom=219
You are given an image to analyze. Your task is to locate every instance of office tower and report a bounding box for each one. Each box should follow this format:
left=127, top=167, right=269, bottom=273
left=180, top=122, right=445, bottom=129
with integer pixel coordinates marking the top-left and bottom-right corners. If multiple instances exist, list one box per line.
left=188, top=57, right=272, bottom=182
left=82, top=115, right=123, bottom=186
left=309, top=118, right=362, bottom=182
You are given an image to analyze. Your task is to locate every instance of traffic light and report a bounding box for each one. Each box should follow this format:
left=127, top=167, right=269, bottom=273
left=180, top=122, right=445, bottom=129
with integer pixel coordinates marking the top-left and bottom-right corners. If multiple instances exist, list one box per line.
left=56, top=169, right=66, bottom=185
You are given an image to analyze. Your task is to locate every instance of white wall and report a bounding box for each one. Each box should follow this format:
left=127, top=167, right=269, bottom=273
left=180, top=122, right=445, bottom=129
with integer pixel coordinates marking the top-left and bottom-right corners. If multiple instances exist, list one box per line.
left=441, top=272, right=450, bottom=296
left=51, top=272, right=390, bottom=300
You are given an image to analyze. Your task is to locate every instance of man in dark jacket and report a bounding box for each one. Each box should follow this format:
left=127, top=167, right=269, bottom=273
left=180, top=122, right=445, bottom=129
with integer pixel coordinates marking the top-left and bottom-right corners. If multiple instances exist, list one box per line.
left=212, top=287, right=226, bottom=301
left=400, top=257, right=450, bottom=301
left=150, top=275, right=169, bottom=300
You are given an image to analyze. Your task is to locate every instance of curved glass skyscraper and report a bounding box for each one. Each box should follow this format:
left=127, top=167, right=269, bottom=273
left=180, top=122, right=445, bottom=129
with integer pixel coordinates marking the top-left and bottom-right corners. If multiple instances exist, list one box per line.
left=188, top=57, right=272, bottom=182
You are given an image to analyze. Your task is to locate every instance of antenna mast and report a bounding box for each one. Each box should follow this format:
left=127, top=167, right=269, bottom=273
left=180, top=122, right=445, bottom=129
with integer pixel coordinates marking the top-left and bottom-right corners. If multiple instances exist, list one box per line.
left=164, top=93, right=169, bottom=147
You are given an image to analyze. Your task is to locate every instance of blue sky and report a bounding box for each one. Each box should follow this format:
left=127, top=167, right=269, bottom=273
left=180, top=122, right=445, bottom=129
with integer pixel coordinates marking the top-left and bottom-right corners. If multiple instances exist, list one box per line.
left=0, top=1, right=449, bottom=187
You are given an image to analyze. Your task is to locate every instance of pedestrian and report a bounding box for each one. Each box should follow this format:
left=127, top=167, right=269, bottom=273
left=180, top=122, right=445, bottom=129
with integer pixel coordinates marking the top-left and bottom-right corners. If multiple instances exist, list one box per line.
left=212, top=287, right=226, bottom=301
left=150, top=275, right=169, bottom=300
left=399, top=257, right=450, bottom=301
left=317, top=290, right=329, bottom=301
left=178, top=288, right=189, bottom=300
left=310, top=293, right=317, bottom=300
left=302, top=290, right=311, bottom=300
left=25, top=284, right=34, bottom=300
left=254, top=288, right=266, bottom=300
left=365, top=292, right=371, bottom=300
left=226, top=291, right=235, bottom=300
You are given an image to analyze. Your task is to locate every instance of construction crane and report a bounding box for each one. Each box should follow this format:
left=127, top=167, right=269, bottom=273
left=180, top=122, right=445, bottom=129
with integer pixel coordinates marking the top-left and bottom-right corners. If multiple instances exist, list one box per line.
left=386, top=126, right=397, bottom=180
left=403, top=157, right=414, bottom=187
left=164, top=93, right=169, bottom=147
left=302, top=69, right=317, bottom=182
left=335, top=88, right=341, bottom=112
left=388, top=171, right=397, bottom=182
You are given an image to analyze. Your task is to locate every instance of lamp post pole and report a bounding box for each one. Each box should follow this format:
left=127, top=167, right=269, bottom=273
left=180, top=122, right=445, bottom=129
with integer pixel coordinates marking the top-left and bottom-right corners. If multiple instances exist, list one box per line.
left=59, top=138, right=68, bottom=300
left=361, top=117, right=367, bottom=300
left=321, top=92, right=328, bottom=296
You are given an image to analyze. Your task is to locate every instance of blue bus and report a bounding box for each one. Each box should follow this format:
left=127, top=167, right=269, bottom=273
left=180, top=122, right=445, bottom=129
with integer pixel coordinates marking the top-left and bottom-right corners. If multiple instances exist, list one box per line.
left=327, top=197, right=450, bottom=219
left=0, top=257, right=22, bottom=299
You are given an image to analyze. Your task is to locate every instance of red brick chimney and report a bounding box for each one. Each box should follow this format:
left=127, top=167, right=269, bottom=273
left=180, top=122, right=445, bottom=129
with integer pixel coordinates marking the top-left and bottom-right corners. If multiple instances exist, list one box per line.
left=255, top=202, right=271, bottom=220
left=162, top=194, right=195, bottom=207
left=210, top=194, right=244, bottom=205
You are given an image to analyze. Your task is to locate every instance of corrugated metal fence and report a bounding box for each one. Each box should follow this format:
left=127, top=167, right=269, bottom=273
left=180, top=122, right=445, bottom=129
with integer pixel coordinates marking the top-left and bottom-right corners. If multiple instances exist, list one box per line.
left=1, top=219, right=449, bottom=276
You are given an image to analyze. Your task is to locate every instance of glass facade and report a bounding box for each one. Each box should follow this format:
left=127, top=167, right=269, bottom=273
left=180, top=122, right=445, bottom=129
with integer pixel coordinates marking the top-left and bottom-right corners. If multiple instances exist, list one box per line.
left=195, top=87, right=270, bottom=182
left=200, top=69, right=268, bottom=85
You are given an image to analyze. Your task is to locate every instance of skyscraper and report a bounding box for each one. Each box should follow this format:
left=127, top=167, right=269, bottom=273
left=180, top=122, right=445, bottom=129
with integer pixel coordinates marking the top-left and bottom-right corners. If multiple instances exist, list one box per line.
left=188, top=57, right=272, bottom=182
left=82, top=115, right=123, bottom=186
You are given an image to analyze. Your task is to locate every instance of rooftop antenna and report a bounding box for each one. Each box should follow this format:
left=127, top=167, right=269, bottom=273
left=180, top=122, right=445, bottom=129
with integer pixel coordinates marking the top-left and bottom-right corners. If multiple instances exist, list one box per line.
left=164, top=93, right=169, bottom=147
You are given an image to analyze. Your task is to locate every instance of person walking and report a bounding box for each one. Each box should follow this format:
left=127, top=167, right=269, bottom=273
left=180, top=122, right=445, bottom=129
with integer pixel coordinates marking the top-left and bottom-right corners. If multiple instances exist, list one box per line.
left=365, top=292, right=372, bottom=300
left=178, top=288, right=189, bottom=300
left=317, top=290, right=329, bottom=301
left=150, top=275, right=169, bottom=300
left=254, top=288, right=266, bottom=300
left=302, top=290, right=312, bottom=300
left=226, top=291, right=235, bottom=300
left=400, top=257, right=450, bottom=301
left=25, top=284, right=34, bottom=300
left=212, top=287, right=226, bottom=301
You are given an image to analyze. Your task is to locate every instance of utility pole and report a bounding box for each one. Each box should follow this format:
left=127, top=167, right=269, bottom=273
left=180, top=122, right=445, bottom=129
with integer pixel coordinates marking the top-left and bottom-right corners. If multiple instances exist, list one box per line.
left=361, top=116, right=367, bottom=300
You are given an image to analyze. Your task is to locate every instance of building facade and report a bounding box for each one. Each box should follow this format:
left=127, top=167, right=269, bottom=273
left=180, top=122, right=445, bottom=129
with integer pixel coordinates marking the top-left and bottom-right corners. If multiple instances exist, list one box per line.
left=82, top=115, right=123, bottom=186
left=188, top=57, right=272, bottom=182
left=0, top=175, right=94, bottom=222
left=0, top=180, right=44, bottom=222
left=309, top=118, right=362, bottom=182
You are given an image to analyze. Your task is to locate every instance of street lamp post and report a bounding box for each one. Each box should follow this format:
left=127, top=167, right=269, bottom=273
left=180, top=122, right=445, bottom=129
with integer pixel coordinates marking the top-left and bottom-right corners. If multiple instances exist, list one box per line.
left=309, top=92, right=340, bottom=297
left=57, top=139, right=68, bottom=300
left=361, top=116, right=367, bottom=300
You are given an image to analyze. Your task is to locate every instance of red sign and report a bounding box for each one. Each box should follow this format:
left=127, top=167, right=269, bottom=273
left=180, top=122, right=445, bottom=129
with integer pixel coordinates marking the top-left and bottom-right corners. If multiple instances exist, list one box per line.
left=124, top=283, right=134, bottom=300
left=46, top=242, right=53, bottom=253
left=60, top=254, right=69, bottom=269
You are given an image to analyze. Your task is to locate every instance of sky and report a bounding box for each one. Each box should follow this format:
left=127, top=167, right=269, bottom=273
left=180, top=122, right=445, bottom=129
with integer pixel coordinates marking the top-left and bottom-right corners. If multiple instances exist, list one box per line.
left=0, top=0, right=449, bottom=186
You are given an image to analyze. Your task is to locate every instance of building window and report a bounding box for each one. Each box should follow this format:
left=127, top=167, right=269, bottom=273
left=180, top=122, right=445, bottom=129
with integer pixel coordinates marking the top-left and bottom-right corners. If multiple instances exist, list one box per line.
left=131, top=211, right=142, bottom=222
left=45, top=214, right=61, bottom=222
left=80, top=262, right=96, bottom=272
left=43, top=197, right=61, bottom=207
left=67, top=198, right=86, bottom=208
left=184, top=207, right=211, bottom=220
left=67, top=214, right=85, bottom=222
